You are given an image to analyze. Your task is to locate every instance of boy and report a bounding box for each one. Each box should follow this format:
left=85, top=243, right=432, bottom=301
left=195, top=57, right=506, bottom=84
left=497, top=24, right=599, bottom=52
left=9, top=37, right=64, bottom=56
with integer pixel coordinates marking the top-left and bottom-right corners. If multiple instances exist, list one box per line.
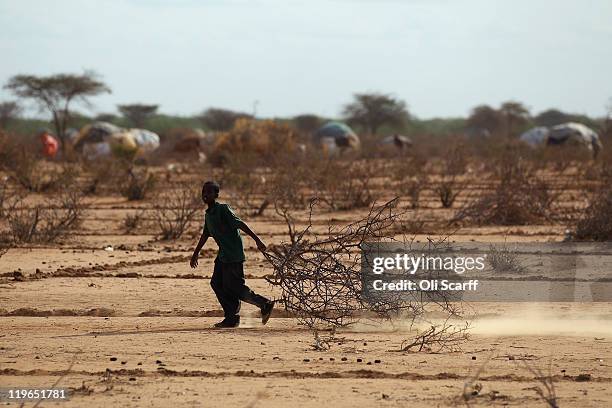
left=190, top=181, right=274, bottom=328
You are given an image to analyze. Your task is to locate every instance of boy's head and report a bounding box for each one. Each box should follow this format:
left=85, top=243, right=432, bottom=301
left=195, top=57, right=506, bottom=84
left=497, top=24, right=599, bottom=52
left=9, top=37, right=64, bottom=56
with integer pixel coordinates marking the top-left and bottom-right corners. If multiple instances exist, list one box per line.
left=201, top=181, right=220, bottom=205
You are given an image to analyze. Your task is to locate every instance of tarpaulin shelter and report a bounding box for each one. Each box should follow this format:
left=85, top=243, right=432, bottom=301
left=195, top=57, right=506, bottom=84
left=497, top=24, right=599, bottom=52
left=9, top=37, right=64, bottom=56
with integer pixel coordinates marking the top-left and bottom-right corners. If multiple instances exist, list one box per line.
left=313, top=122, right=360, bottom=152
left=520, top=122, right=602, bottom=158
left=129, top=128, right=160, bottom=153
left=73, top=122, right=160, bottom=159
left=519, top=126, right=550, bottom=147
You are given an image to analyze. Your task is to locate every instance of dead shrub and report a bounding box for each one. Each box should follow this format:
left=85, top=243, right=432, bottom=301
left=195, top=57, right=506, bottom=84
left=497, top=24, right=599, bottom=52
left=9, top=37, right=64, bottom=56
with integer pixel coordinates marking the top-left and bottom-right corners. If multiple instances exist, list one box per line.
left=453, top=157, right=556, bottom=226
left=309, top=159, right=374, bottom=211
left=121, top=167, right=155, bottom=201
left=436, top=177, right=461, bottom=208
left=488, top=244, right=525, bottom=273
left=219, top=153, right=267, bottom=214
left=3, top=147, right=78, bottom=193
left=392, top=157, right=428, bottom=209
left=153, top=184, right=201, bottom=240
left=123, top=210, right=145, bottom=233
left=2, top=190, right=85, bottom=244
left=574, top=185, right=612, bottom=241
left=82, top=158, right=119, bottom=195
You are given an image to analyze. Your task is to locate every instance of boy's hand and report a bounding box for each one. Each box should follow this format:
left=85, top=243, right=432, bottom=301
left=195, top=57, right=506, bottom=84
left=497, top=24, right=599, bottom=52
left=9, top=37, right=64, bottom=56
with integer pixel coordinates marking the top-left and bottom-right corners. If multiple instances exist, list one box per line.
left=256, top=239, right=267, bottom=253
left=190, top=253, right=199, bottom=268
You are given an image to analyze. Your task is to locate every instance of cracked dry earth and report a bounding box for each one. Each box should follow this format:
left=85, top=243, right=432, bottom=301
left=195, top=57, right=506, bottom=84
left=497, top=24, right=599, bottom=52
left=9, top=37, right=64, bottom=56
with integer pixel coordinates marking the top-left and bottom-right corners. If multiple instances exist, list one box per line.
left=1, top=195, right=612, bottom=407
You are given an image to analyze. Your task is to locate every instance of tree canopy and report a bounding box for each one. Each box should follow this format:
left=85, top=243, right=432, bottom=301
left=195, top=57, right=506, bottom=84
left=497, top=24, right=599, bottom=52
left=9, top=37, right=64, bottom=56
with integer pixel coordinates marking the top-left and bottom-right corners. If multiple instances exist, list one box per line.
left=343, top=93, right=409, bottom=135
left=4, top=71, right=110, bottom=150
left=199, top=108, right=253, bottom=131
left=118, top=103, right=159, bottom=127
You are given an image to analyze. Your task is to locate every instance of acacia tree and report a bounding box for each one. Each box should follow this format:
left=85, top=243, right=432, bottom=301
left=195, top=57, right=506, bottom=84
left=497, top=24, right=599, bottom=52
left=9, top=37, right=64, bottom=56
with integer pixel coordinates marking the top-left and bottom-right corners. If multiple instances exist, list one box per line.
left=466, top=104, right=502, bottom=135
left=343, top=93, right=409, bottom=135
left=199, top=108, right=252, bottom=131
left=4, top=71, right=110, bottom=152
left=0, top=101, right=22, bottom=129
left=117, top=103, right=159, bottom=127
left=534, top=109, right=570, bottom=127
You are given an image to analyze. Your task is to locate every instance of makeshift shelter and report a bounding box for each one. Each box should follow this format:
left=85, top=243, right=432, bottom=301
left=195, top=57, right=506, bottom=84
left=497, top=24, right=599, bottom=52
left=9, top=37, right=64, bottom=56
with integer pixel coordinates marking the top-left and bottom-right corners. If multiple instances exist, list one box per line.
left=73, top=122, right=121, bottom=158
left=519, top=126, right=550, bottom=147
left=130, top=128, right=160, bottom=153
left=380, top=134, right=412, bottom=150
left=548, top=122, right=602, bottom=156
left=73, top=122, right=159, bottom=159
left=313, top=122, right=360, bottom=153
left=520, top=122, right=602, bottom=158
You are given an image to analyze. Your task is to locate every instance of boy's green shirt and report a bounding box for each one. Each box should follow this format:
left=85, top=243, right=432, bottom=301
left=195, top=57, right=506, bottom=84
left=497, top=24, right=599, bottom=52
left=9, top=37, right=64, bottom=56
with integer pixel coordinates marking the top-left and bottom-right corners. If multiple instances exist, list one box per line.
left=204, top=202, right=245, bottom=263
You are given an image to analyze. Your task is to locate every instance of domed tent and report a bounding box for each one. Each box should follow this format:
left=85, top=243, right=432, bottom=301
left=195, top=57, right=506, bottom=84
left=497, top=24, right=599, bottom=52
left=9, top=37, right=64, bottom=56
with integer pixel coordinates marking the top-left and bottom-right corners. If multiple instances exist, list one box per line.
left=73, top=122, right=160, bottom=159
left=130, top=128, right=160, bottom=153
left=313, top=122, right=360, bottom=153
left=519, top=126, right=550, bottom=147
left=548, top=122, right=602, bottom=157
left=73, top=122, right=123, bottom=158
left=519, top=122, right=602, bottom=158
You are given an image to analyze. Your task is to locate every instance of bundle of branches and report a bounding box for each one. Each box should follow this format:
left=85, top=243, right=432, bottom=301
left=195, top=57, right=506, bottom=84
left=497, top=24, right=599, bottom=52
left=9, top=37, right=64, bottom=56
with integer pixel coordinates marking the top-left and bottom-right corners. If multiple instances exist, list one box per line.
left=264, top=198, right=460, bottom=331
left=452, top=157, right=557, bottom=226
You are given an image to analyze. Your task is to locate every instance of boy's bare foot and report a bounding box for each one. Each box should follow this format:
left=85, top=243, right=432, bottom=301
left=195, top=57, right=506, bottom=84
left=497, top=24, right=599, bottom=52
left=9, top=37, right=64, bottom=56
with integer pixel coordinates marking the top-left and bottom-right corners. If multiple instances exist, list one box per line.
left=261, top=301, right=274, bottom=325
left=214, top=318, right=239, bottom=328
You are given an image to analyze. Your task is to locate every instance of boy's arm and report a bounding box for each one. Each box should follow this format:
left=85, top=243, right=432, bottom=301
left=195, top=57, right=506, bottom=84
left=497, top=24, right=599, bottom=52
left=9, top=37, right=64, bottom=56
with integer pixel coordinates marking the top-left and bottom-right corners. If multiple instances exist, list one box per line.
left=190, top=230, right=210, bottom=268
left=237, top=221, right=267, bottom=253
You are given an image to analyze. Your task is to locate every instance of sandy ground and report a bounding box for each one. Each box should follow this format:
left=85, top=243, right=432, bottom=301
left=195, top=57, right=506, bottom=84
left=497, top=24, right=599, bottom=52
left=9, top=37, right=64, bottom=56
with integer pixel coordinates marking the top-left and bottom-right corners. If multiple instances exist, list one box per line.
left=1, top=188, right=611, bottom=407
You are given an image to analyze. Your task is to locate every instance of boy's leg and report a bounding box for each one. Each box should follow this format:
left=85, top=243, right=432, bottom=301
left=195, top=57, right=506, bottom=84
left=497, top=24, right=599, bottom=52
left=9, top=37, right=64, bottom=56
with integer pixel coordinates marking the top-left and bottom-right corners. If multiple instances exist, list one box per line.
left=222, top=262, right=270, bottom=309
left=210, top=261, right=240, bottom=322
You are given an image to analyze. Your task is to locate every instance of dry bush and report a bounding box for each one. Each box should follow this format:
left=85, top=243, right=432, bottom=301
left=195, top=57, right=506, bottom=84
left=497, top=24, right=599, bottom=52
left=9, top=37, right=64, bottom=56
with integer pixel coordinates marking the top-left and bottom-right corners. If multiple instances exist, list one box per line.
left=392, top=156, right=428, bottom=209
left=574, top=185, right=612, bottom=241
left=121, top=167, right=155, bottom=201
left=309, top=159, right=374, bottom=211
left=3, top=148, right=78, bottom=193
left=218, top=153, right=268, bottom=214
left=209, top=119, right=296, bottom=166
left=436, top=177, right=461, bottom=208
left=123, top=210, right=145, bottom=233
left=82, top=158, right=120, bottom=195
left=453, top=156, right=557, bottom=226
left=441, top=142, right=468, bottom=176
left=488, top=244, right=525, bottom=273
left=153, top=184, right=201, bottom=240
left=1, top=190, right=85, bottom=244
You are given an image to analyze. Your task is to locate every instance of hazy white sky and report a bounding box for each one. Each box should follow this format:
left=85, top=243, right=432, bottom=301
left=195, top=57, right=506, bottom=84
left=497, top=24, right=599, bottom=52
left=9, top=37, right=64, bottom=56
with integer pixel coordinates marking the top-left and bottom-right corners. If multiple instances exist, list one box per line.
left=1, top=0, right=611, bottom=119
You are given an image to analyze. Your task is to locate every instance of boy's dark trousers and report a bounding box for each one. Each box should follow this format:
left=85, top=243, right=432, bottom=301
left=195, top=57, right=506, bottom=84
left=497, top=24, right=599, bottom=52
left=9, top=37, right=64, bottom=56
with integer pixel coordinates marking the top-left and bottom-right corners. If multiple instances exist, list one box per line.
left=210, top=260, right=269, bottom=322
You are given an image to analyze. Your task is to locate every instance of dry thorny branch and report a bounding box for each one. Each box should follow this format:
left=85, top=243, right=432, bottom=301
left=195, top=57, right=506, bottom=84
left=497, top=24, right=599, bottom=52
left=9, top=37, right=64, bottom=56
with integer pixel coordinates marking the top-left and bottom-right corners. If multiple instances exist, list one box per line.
left=400, top=319, right=470, bottom=353
left=264, top=198, right=466, bottom=349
